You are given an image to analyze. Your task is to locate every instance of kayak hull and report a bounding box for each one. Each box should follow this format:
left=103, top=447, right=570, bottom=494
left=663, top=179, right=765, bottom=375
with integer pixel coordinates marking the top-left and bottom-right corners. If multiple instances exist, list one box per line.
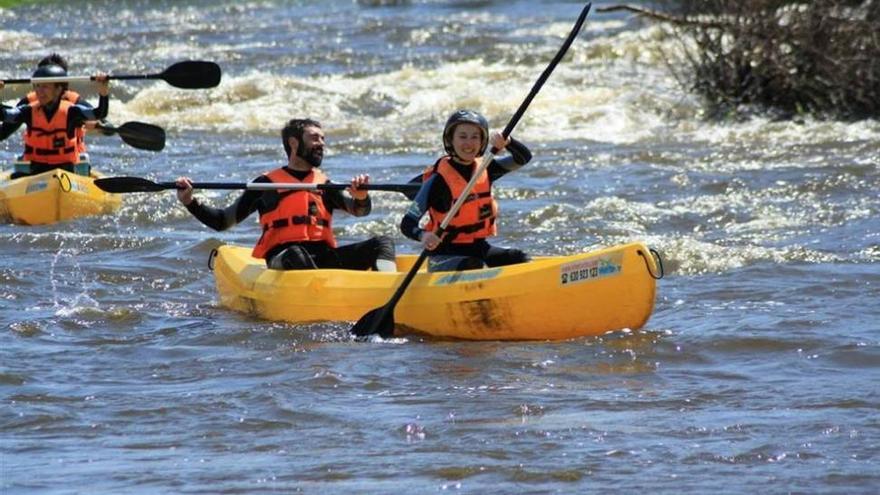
left=212, top=242, right=659, bottom=340
left=0, top=169, right=122, bottom=225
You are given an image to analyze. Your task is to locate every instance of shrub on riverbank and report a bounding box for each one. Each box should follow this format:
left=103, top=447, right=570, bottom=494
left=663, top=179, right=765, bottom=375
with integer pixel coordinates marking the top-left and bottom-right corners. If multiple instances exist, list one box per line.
left=0, top=0, right=43, bottom=8
left=605, top=1, right=880, bottom=120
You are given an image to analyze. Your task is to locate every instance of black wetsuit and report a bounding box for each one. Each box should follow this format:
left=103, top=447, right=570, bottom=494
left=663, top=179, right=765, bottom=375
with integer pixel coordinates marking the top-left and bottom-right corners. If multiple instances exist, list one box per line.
left=1, top=94, right=108, bottom=178
left=399, top=138, right=533, bottom=271
left=185, top=166, right=395, bottom=270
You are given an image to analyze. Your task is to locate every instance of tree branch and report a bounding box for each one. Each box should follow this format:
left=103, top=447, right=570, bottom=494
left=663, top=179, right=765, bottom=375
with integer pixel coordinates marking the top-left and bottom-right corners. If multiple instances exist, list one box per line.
left=597, top=4, right=729, bottom=29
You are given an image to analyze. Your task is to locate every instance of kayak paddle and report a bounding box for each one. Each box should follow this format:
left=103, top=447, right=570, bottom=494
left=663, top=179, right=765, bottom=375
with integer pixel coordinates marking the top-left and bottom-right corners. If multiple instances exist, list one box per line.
left=96, top=121, right=166, bottom=152
left=2, top=60, right=222, bottom=89
left=350, top=1, right=594, bottom=339
left=94, top=176, right=422, bottom=196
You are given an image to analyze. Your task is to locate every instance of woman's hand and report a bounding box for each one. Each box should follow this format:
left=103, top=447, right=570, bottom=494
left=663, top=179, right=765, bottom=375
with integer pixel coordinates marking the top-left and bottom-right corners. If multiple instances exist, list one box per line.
left=421, top=231, right=442, bottom=251
left=489, top=131, right=509, bottom=152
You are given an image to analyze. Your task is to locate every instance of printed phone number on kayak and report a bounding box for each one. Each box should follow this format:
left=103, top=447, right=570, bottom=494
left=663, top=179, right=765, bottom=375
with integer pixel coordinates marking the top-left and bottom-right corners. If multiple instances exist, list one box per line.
left=560, top=258, right=621, bottom=285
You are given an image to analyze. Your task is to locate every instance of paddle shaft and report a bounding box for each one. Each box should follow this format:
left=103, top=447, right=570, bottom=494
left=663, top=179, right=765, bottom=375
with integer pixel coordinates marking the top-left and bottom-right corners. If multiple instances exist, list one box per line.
left=3, top=76, right=109, bottom=84
left=4, top=74, right=183, bottom=84
left=351, top=2, right=593, bottom=337
left=93, top=176, right=419, bottom=194
left=2, top=61, right=220, bottom=88
left=172, top=182, right=416, bottom=193
left=497, top=12, right=591, bottom=142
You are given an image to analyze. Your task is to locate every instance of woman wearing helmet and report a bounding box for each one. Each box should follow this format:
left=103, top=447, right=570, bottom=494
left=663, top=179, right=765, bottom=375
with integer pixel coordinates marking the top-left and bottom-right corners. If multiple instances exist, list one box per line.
left=0, top=54, right=109, bottom=179
left=399, top=109, right=533, bottom=272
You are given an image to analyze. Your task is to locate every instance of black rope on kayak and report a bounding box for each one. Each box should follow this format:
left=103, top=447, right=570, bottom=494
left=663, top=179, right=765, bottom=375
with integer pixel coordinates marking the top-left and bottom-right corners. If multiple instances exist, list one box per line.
left=638, top=248, right=664, bottom=279
left=208, top=248, right=218, bottom=271
left=54, top=172, right=72, bottom=193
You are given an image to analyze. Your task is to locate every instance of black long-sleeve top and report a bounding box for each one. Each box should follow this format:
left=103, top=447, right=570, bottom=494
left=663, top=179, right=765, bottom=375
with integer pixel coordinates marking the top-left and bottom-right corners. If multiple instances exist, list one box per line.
left=399, top=137, right=532, bottom=242
left=184, top=166, right=371, bottom=240
left=0, top=93, right=108, bottom=141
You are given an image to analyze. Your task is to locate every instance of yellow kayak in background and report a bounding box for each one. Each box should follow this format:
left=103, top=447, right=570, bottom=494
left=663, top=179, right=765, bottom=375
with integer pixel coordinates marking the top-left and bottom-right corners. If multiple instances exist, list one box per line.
left=0, top=168, right=122, bottom=225
left=211, top=242, right=661, bottom=341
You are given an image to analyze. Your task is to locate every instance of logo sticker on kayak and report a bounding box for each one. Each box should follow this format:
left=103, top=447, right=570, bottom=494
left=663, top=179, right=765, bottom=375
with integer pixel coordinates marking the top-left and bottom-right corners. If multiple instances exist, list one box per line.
left=560, top=254, right=622, bottom=286
left=67, top=179, right=88, bottom=193
left=433, top=268, right=502, bottom=286
left=25, top=180, right=49, bottom=194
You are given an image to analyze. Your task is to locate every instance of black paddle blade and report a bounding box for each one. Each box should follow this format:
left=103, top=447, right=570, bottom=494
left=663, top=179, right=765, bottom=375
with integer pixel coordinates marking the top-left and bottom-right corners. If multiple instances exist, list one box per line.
left=350, top=305, right=395, bottom=338
left=160, top=61, right=221, bottom=89
left=93, top=177, right=170, bottom=193
left=115, top=121, right=166, bottom=151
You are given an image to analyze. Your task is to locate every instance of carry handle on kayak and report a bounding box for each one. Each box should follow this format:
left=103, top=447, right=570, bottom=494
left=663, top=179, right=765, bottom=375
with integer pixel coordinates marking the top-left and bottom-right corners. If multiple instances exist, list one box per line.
left=349, top=1, right=594, bottom=339
left=2, top=61, right=222, bottom=89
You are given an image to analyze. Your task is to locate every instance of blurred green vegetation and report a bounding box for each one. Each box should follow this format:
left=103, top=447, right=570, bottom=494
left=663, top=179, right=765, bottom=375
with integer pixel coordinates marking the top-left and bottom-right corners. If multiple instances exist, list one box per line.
left=0, top=0, right=47, bottom=8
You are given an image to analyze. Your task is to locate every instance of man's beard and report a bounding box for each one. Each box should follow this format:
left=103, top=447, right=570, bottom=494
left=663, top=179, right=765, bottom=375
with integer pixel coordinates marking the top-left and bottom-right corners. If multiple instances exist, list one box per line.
left=298, top=145, right=323, bottom=168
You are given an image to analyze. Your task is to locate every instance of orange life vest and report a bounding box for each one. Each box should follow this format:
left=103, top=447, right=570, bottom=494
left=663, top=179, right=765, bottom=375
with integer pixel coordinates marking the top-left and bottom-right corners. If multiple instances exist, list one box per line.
left=251, top=167, right=337, bottom=259
left=423, top=156, right=498, bottom=244
left=27, top=90, right=87, bottom=156
left=23, top=98, right=80, bottom=166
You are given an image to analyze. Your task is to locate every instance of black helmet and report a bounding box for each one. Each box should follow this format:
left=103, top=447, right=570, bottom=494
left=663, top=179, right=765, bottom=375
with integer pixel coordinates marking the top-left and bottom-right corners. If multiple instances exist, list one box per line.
left=32, top=64, right=67, bottom=79
left=443, top=109, right=489, bottom=157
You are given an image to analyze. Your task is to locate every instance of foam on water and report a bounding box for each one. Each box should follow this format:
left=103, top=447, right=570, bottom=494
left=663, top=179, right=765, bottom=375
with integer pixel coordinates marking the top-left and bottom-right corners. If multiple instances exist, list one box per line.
left=5, top=16, right=878, bottom=154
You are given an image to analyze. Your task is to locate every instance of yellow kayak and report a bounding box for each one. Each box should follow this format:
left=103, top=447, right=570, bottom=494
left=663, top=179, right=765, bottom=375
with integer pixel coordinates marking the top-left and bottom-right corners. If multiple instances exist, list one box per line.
left=0, top=168, right=122, bottom=225
left=212, top=242, right=661, bottom=340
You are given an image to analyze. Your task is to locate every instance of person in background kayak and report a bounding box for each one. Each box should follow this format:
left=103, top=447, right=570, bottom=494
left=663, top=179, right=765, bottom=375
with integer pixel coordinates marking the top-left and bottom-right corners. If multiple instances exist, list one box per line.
left=0, top=53, right=110, bottom=179
left=400, top=109, right=533, bottom=272
left=176, top=118, right=397, bottom=272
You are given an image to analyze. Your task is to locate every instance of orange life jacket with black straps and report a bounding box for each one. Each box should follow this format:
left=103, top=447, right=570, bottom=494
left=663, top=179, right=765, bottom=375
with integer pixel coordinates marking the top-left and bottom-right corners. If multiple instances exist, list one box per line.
left=27, top=90, right=87, bottom=156
left=23, top=99, right=80, bottom=166
left=422, top=156, right=498, bottom=244
left=251, top=167, right=337, bottom=259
